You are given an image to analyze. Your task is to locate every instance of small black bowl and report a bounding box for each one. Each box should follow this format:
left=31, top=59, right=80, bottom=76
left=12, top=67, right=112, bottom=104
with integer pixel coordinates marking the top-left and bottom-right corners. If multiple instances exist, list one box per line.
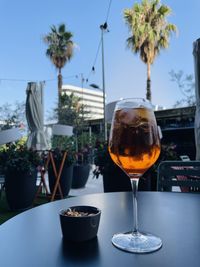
left=59, top=205, right=101, bottom=242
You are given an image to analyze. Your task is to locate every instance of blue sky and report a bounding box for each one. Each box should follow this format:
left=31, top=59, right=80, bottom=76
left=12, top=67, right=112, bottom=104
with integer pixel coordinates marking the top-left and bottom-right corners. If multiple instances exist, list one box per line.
left=0, top=0, right=200, bottom=120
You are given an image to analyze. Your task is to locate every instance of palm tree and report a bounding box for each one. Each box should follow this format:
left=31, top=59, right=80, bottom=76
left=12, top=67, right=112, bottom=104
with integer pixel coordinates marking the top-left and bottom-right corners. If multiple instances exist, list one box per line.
left=124, top=0, right=177, bottom=102
left=43, top=24, right=74, bottom=111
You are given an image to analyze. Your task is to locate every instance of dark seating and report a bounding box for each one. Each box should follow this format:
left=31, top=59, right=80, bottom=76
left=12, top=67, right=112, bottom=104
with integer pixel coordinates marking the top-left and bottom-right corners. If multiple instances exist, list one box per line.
left=157, top=161, right=200, bottom=192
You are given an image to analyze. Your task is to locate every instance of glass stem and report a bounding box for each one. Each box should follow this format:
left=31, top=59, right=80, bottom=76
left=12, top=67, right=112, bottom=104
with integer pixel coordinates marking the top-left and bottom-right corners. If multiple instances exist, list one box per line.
left=131, top=178, right=139, bottom=234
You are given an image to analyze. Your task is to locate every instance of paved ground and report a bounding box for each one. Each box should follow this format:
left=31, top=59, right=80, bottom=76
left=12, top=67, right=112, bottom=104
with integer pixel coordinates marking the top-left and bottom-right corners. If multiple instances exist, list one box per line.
left=69, top=168, right=104, bottom=196
left=37, top=166, right=104, bottom=198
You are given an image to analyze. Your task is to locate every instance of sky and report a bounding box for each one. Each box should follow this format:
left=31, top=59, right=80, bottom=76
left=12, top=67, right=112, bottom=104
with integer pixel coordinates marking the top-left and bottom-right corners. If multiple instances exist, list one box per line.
left=0, top=0, right=200, bottom=122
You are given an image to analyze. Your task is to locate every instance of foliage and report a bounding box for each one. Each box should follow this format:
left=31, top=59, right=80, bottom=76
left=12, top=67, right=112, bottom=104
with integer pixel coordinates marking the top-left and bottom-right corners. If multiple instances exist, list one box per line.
left=0, top=102, right=26, bottom=131
left=44, top=24, right=74, bottom=70
left=52, top=93, right=90, bottom=132
left=169, top=70, right=195, bottom=107
left=93, top=141, right=179, bottom=180
left=49, top=134, right=76, bottom=166
left=0, top=141, right=41, bottom=174
left=51, top=134, right=93, bottom=165
left=50, top=93, right=91, bottom=159
left=51, top=135, right=75, bottom=151
left=43, top=23, right=75, bottom=114
left=0, top=136, right=27, bottom=153
left=44, top=147, right=76, bottom=167
left=76, top=145, right=93, bottom=165
left=48, top=91, right=100, bottom=166
left=77, top=131, right=96, bottom=151
left=93, top=142, right=117, bottom=178
left=159, top=142, right=179, bottom=161
left=124, top=0, right=177, bottom=101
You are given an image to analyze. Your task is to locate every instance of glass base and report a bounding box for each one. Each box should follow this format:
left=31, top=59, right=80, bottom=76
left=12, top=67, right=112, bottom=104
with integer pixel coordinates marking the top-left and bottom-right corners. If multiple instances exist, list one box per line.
left=112, top=231, right=162, bottom=253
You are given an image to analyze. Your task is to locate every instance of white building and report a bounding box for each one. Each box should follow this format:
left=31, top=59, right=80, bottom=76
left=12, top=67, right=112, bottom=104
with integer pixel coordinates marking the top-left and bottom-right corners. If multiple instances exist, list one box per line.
left=62, top=84, right=104, bottom=120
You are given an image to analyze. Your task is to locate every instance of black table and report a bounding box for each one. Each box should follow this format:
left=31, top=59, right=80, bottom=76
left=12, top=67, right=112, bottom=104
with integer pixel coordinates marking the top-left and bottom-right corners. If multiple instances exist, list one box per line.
left=0, top=192, right=200, bottom=267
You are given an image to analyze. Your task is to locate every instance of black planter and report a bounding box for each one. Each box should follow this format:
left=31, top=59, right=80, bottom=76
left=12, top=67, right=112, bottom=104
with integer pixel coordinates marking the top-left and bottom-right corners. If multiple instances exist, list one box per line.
left=103, top=167, right=132, bottom=193
left=5, top=169, right=37, bottom=211
left=102, top=164, right=151, bottom=193
left=72, top=164, right=90, bottom=189
left=48, top=164, right=73, bottom=198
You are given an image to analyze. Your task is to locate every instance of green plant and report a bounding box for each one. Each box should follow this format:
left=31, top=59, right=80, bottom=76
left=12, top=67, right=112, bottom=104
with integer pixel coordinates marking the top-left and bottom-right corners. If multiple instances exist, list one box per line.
left=51, top=135, right=75, bottom=151
left=46, top=147, right=76, bottom=167
left=49, top=93, right=92, bottom=157
left=93, top=142, right=117, bottom=178
left=50, top=134, right=76, bottom=166
left=159, top=142, right=179, bottom=161
left=0, top=142, right=41, bottom=174
left=43, top=23, right=74, bottom=114
left=76, top=145, right=92, bottom=165
left=124, top=0, right=177, bottom=101
left=93, top=141, right=179, bottom=182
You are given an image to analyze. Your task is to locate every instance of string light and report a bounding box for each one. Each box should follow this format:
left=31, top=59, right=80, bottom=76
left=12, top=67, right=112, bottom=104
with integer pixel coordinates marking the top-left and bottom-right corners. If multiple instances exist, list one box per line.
left=0, top=74, right=79, bottom=85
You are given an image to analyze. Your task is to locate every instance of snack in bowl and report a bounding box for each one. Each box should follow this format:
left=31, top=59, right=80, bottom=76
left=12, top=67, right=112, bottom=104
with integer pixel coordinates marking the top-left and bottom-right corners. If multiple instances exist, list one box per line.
left=59, top=205, right=101, bottom=242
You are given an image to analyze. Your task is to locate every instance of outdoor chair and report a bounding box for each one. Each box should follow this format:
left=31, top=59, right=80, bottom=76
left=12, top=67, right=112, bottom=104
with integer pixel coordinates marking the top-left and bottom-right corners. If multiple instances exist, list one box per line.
left=157, top=160, right=200, bottom=192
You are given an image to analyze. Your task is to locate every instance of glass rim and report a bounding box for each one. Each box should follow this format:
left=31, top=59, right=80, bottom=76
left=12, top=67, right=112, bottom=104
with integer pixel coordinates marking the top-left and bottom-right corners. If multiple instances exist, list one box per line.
left=115, top=98, right=153, bottom=110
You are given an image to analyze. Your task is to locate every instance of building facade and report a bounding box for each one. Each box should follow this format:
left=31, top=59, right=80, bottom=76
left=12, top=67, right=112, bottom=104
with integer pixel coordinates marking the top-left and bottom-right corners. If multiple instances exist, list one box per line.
left=62, top=84, right=104, bottom=120
left=155, top=106, right=196, bottom=159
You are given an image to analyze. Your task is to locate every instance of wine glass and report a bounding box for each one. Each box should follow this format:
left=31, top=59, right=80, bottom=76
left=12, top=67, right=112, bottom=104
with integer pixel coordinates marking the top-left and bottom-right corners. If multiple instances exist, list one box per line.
left=108, top=98, right=162, bottom=253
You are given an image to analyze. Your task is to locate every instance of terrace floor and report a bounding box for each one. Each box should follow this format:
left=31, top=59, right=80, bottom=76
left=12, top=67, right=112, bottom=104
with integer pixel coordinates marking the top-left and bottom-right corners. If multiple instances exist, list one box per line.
left=69, top=167, right=104, bottom=196
left=38, top=166, right=104, bottom=197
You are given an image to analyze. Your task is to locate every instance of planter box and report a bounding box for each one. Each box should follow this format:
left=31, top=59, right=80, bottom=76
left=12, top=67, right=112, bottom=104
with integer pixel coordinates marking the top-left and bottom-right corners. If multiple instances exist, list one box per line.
left=72, top=164, right=90, bottom=189
left=102, top=165, right=151, bottom=193
left=5, top=169, right=37, bottom=211
left=103, top=168, right=132, bottom=193
left=48, top=164, right=73, bottom=198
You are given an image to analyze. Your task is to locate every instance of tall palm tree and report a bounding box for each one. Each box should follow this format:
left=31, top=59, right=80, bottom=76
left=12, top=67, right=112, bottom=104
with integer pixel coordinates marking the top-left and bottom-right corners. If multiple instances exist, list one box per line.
left=43, top=24, right=74, bottom=111
left=124, top=0, right=177, bottom=102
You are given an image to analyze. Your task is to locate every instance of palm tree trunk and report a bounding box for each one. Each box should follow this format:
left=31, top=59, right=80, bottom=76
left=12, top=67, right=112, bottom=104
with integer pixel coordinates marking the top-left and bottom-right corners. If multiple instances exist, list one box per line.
left=58, top=68, right=62, bottom=122
left=146, top=63, right=151, bottom=102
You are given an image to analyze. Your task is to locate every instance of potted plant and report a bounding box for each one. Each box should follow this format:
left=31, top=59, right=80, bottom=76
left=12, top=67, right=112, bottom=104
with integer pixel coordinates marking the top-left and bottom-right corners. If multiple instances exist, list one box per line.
left=71, top=146, right=91, bottom=189
left=0, top=142, right=41, bottom=211
left=93, top=141, right=180, bottom=192
left=93, top=142, right=132, bottom=192
left=49, top=93, right=92, bottom=192
left=143, top=142, right=179, bottom=191
left=48, top=136, right=76, bottom=198
left=48, top=92, right=90, bottom=197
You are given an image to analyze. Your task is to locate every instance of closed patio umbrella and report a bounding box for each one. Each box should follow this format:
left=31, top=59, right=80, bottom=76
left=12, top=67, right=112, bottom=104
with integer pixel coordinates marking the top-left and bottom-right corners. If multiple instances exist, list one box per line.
left=26, top=82, right=48, bottom=150
left=193, top=38, right=200, bottom=160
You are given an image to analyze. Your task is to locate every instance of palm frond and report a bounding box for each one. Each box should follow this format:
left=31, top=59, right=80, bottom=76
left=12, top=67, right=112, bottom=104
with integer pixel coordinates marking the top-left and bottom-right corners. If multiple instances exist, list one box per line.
left=123, top=0, right=177, bottom=101
left=43, top=24, right=74, bottom=69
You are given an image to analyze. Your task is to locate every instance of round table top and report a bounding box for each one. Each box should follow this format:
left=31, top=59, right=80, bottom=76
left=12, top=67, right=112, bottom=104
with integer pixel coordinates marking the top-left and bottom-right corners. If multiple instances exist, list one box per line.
left=0, top=191, right=200, bottom=267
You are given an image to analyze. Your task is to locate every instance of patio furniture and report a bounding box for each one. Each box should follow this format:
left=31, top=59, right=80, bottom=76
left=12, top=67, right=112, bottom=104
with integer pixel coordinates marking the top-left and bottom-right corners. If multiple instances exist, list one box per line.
left=157, top=160, right=200, bottom=192
left=0, top=192, right=200, bottom=267
left=26, top=82, right=48, bottom=150
left=35, top=124, right=73, bottom=202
